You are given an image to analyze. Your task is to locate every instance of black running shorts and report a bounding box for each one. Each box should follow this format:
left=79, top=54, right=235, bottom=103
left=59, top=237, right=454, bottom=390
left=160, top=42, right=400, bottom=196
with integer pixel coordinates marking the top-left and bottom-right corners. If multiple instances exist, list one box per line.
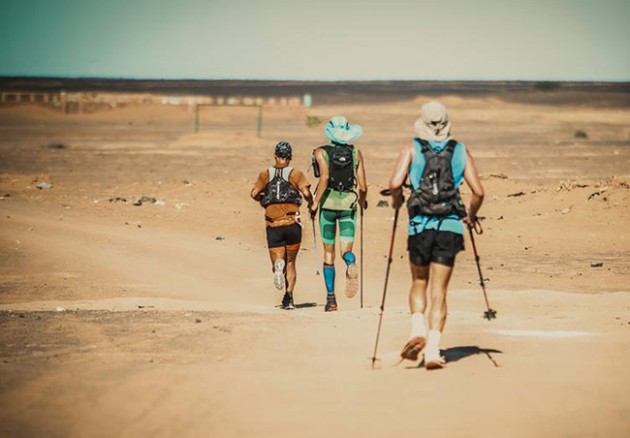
left=266, top=223, right=302, bottom=250
left=407, top=230, right=464, bottom=267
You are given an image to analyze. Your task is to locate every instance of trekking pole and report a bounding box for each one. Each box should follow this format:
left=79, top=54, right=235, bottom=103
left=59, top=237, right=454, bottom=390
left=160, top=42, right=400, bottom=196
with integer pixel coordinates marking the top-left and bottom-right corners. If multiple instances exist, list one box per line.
left=311, top=213, right=320, bottom=276
left=360, top=203, right=364, bottom=308
left=371, top=188, right=401, bottom=368
left=309, top=181, right=321, bottom=277
left=467, top=220, right=497, bottom=321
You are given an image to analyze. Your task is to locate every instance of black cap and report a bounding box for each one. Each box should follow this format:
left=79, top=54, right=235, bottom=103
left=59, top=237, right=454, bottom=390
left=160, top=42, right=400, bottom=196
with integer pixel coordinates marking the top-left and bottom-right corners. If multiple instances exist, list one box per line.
left=274, top=141, right=292, bottom=159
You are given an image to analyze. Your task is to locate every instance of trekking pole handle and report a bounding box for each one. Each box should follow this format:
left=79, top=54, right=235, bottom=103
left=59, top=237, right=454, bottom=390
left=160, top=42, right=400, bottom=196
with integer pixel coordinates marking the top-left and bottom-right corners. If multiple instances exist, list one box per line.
left=468, top=217, right=483, bottom=235
left=380, top=188, right=405, bottom=211
left=474, top=219, right=483, bottom=235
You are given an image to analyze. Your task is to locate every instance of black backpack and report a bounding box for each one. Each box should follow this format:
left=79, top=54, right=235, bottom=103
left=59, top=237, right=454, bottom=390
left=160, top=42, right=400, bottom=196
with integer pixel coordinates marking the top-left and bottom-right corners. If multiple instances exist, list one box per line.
left=312, top=144, right=356, bottom=192
left=406, top=138, right=466, bottom=218
left=260, top=167, right=303, bottom=207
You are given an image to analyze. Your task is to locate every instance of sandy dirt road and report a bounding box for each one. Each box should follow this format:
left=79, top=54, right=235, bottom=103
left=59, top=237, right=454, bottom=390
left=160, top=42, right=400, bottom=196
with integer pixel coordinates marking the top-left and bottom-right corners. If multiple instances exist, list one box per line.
left=1, top=90, right=629, bottom=437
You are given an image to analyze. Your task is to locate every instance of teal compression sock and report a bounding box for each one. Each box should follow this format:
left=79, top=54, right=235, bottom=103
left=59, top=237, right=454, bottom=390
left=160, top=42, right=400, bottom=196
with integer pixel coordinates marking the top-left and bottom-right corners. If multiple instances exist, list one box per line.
left=323, top=263, right=335, bottom=295
left=342, top=251, right=356, bottom=266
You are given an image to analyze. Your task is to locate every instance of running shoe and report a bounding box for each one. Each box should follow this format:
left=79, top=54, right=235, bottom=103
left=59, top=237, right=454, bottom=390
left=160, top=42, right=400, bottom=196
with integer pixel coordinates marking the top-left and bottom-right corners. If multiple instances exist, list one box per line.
left=325, top=295, right=338, bottom=312
left=424, top=352, right=447, bottom=370
left=273, top=258, right=285, bottom=290
left=281, top=292, right=295, bottom=310
left=400, top=336, right=426, bottom=361
left=344, top=263, right=359, bottom=298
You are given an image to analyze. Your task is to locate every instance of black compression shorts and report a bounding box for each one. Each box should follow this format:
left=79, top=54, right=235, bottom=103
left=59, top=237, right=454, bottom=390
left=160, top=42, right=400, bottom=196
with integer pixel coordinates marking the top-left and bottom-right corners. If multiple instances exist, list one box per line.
left=266, top=223, right=302, bottom=250
left=407, top=230, right=464, bottom=267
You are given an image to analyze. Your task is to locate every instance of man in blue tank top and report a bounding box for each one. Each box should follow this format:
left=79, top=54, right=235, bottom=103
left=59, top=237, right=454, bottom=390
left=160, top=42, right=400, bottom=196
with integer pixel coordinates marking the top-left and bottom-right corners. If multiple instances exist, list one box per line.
left=388, top=101, right=484, bottom=370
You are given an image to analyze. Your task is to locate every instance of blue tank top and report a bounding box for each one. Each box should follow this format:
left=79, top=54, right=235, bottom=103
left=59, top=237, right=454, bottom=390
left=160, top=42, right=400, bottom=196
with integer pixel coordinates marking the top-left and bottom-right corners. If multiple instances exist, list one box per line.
left=408, top=138, right=467, bottom=236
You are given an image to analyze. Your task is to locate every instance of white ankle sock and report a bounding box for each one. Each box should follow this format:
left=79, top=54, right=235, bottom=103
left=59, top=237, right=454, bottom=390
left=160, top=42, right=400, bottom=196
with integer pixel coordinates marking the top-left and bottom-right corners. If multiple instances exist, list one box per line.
left=425, top=329, right=442, bottom=358
left=410, top=313, right=427, bottom=339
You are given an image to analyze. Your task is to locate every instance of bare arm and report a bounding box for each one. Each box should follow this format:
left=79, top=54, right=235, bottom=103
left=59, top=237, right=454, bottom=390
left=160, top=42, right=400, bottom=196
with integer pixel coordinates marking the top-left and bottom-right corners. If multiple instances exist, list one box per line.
left=300, top=186, right=314, bottom=209
left=311, top=148, right=329, bottom=208
left=462, top=147, right=484, bottom=225
left=356, top=149, right=368, bottom=209
left=388, top=142, right=414, bottom=209
left=250, top=171, right=266, bottom=201
left=250, top=186, right=263, bottom=201
left=249, top=171, right=269, bottom=201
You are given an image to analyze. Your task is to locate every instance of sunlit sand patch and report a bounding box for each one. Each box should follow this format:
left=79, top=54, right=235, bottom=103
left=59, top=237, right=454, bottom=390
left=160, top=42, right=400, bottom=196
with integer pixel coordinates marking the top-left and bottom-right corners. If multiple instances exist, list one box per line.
left=490, top=329, right=598, bottom=338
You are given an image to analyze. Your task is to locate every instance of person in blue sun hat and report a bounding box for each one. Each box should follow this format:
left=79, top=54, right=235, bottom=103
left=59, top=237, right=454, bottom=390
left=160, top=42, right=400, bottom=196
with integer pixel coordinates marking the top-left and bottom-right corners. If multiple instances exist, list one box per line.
left=310, top=116, right=368, bottom=312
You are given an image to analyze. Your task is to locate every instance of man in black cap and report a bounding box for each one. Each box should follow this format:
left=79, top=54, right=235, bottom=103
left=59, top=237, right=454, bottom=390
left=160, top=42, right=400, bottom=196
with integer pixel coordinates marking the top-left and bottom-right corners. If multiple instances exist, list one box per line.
left=251, top=141, right=313, bottom=310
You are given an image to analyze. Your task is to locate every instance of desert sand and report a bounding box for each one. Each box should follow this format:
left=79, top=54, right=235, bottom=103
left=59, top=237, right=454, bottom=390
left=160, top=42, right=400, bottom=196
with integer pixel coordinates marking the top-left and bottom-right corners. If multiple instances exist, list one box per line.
left=1, top=85, right=629, bottom=437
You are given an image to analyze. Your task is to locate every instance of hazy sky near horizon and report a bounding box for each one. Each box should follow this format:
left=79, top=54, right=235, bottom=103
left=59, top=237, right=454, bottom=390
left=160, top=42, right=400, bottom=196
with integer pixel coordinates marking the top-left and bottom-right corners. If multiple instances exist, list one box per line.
left=1, top=0, right=629, bottom=81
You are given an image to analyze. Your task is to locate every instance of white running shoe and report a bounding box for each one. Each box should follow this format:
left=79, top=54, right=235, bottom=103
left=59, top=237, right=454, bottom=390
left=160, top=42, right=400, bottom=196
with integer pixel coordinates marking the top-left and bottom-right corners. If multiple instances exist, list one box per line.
left=424, top=351, right=446, bottom=370
left=344, top=263, right=359, bottom=298
left=400, top=336, right=426, bottom=361
left=273, top=259, right=286, bottom=290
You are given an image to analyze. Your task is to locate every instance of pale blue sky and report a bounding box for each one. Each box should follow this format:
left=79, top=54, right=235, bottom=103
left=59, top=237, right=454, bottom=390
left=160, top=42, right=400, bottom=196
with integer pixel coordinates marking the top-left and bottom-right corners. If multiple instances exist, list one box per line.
left=1, top=0, right=629, bottom=80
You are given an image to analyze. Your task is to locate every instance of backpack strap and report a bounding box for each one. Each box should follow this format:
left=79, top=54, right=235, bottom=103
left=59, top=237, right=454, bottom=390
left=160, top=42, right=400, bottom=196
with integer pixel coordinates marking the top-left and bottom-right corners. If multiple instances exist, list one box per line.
left=281, top=166, right=293, bottom=182
left=416, top=137, right=458, bottom=158
left=268, top=166, right=293, bottom=182
left=320, top=145, right=332, bottom=165
left=444, top=139, right=458, bottom=156
left=415, top=137, right=431, bottom=153
left=267, top=167, right=277, bottom=182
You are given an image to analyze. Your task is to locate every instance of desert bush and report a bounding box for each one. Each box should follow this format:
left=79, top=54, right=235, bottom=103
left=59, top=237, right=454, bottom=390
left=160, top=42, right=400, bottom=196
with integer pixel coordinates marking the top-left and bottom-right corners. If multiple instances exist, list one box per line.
left=306, top=115, right=322, bottom=128
left=574, top=130, right=588, bottom=139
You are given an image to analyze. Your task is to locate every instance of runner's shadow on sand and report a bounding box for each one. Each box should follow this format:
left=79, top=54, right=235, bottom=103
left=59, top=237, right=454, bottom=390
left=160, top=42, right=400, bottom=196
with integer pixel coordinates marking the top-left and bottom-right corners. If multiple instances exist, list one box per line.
left=443, top=346, right=502, bottom=364
left=410, top=345, right=502, bottom=369
left=275, top=302, right=318, bottom=310
left=295, top=302, right=318, bottom=309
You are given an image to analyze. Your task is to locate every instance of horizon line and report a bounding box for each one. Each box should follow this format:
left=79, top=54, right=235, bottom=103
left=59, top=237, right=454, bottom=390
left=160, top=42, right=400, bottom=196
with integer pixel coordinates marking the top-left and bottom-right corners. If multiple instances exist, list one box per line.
left=1, top=75, right=629, bottom=84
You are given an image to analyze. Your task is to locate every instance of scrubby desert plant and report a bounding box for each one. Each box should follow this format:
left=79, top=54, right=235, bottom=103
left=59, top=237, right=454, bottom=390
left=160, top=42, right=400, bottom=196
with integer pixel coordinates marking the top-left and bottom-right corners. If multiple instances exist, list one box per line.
left=574, top=130, right=588, bottom=139
left=306, top=115, right=322, bottom=127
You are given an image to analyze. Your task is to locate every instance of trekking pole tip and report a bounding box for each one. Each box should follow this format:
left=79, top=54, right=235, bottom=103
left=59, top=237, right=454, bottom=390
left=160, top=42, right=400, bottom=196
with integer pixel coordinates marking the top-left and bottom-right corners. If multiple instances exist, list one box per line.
left=483, top=309, right=498, bottom=321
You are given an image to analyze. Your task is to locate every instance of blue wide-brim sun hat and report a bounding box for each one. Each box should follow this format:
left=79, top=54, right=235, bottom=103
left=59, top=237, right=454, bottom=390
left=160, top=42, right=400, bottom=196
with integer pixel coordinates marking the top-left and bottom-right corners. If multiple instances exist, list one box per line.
left=324, top=116, right=363, bottom=145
